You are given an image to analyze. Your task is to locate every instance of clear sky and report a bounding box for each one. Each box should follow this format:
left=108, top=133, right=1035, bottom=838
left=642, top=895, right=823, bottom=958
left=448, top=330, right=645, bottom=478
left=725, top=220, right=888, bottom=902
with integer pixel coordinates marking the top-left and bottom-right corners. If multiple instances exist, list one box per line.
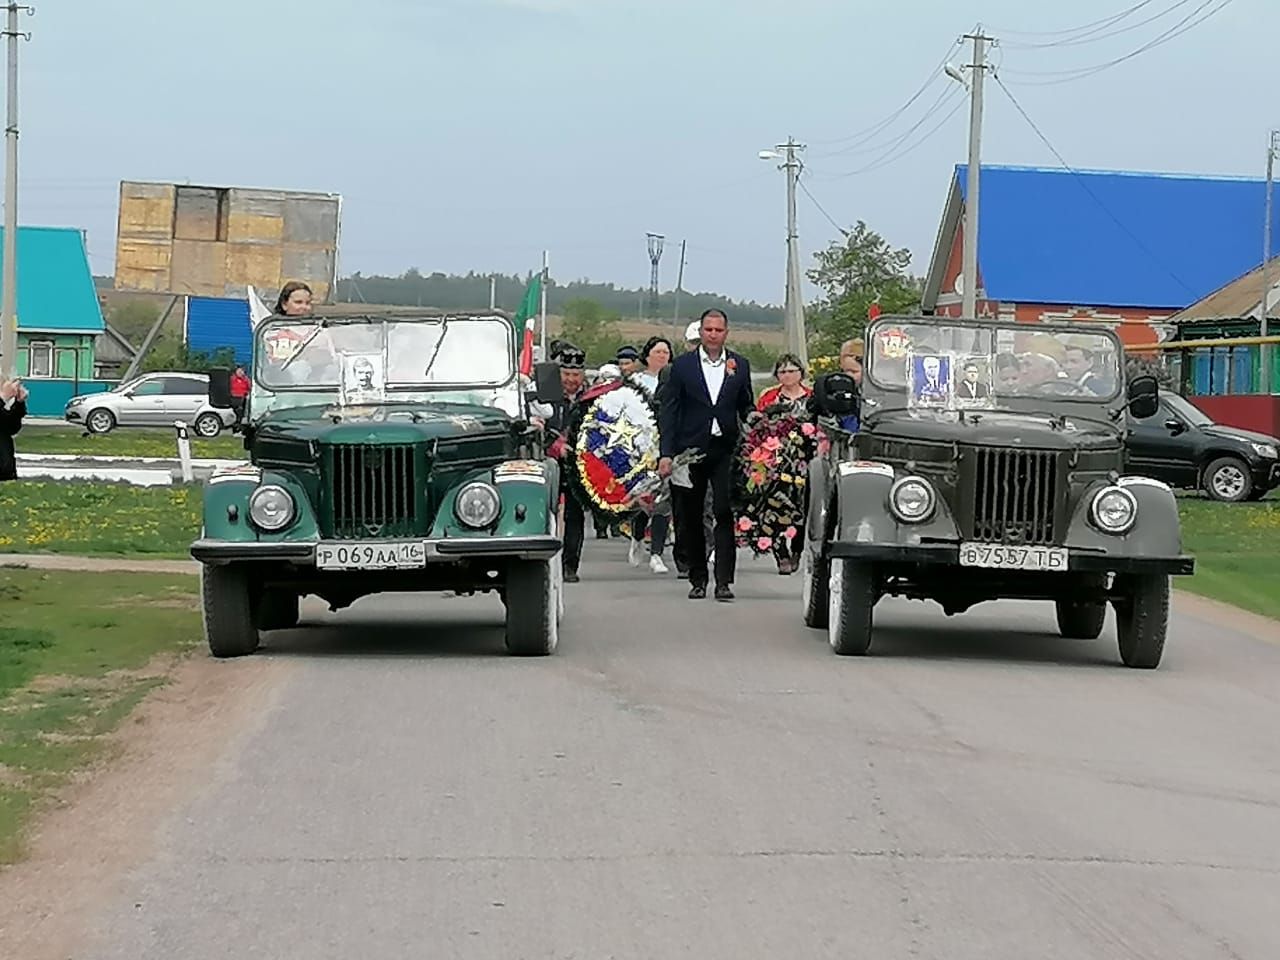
left=13, top=0, right=1272, bottom=306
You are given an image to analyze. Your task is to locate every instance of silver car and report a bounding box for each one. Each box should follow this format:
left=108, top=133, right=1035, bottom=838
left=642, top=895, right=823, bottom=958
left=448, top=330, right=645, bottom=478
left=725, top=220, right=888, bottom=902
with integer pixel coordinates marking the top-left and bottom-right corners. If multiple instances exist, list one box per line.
left=65, top=372, right=236, bottom=437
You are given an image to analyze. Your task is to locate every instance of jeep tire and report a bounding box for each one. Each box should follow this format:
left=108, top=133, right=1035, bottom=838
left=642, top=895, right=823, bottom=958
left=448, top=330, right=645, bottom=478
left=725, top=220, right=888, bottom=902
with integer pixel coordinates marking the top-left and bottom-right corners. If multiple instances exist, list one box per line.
left=801, top=546, right=830, bottom=629
left=1055, top=599, right=1107, bottom=640
left=1113, top=573, right=1169, bottom=669
left=828, top=558, right=875, bottom=656
left=201, top=564, right=261, bottom=658
left=504, top=559, right=559, bottom=656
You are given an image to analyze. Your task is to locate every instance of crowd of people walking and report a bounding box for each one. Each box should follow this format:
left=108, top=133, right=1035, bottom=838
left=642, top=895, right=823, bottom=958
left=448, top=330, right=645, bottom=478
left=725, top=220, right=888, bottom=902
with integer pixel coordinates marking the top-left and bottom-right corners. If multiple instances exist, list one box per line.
left=540, top=309, right=862, bottom=602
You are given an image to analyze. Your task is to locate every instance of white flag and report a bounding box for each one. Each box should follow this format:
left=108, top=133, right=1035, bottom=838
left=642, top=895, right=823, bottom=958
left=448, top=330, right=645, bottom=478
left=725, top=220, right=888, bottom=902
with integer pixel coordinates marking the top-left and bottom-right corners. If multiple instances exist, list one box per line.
left=247, top=285, right=273, bottom=329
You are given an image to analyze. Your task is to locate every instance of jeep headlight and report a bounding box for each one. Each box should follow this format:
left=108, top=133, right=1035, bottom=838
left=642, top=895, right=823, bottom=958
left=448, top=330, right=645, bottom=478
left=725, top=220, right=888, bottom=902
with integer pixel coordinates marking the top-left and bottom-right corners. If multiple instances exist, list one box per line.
left=1251, top=442, right=1277, bottom=459
left=455, top=481, right=501, bottom=528
left=1090, top=486, right=1137, bottom=535
left=248, top=485, right=296, bottom=531
left=889, top=476, right=935, bottom=524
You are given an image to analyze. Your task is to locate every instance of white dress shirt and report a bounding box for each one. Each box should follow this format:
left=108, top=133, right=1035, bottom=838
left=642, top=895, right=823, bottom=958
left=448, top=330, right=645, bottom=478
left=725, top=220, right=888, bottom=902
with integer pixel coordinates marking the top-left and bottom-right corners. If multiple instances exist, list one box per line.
left=699, top=347, right=726, bottom=436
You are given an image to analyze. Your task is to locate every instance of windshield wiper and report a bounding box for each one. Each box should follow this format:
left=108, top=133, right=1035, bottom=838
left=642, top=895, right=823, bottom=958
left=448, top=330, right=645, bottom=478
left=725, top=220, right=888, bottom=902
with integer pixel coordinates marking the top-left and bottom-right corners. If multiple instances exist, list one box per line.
left=420, top=320, right=450, bottom=380
left=279, top=319, right=328, bottom=372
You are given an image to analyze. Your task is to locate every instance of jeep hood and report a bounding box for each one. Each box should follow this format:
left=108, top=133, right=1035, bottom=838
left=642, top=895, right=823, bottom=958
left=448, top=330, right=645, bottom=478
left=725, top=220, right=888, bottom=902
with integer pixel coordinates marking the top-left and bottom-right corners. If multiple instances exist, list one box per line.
left=864, top=408, right=1122, bottom=451
left=253, top=401, right=513, bottom=444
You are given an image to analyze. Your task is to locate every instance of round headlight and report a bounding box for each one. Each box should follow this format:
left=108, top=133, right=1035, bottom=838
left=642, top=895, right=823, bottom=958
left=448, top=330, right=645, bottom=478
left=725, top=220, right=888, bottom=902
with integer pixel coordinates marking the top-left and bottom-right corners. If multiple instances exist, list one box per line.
left=248, top=484, right=296, bottom=531
left=1090, top=486, right=1137, bottom=535
left=455, top=481, right=501, bottom=528
left=889, top=476, right=935, bottom=523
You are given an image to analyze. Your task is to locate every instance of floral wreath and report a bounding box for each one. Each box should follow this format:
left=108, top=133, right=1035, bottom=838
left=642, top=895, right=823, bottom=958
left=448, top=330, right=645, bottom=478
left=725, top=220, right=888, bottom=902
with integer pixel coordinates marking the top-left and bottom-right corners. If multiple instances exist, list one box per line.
left=565, top=377, right=662, bottom=521
left=732, top=410, right=830, bottom=556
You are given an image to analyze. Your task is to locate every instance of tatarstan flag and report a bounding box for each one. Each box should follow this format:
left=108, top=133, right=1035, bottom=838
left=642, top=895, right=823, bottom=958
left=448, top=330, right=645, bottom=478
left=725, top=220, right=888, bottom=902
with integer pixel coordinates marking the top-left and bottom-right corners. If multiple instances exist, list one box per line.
left=516, top=272, right=542, bottom=375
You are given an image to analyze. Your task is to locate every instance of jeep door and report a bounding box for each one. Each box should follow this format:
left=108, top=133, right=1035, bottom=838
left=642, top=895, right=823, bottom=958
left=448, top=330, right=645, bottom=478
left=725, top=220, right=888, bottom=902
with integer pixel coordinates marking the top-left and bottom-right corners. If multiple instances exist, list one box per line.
left=1126, top=399, right=1199, bottom=488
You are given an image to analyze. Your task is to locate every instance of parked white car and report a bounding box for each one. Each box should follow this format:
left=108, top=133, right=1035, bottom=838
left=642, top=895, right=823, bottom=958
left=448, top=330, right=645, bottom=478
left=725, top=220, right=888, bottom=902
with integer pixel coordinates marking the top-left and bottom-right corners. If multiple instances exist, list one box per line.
left=65, top=372, right=236, bottom=437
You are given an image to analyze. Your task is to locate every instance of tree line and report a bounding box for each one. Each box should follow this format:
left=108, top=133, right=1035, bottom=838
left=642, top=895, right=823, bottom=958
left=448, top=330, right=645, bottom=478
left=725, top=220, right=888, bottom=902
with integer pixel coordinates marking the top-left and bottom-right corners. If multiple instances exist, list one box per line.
left=99, top=218, right=925, bottom=374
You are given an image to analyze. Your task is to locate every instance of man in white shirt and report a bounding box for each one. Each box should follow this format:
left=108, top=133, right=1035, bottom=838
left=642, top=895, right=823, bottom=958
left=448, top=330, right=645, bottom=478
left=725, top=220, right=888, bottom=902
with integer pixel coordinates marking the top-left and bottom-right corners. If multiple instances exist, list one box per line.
left=657, top=310, right=755, bottom=601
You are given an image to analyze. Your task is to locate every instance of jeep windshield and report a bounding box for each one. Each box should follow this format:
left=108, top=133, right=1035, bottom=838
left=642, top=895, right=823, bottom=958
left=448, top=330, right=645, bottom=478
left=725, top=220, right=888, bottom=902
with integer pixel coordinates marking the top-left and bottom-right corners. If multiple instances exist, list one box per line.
left=865, top=319, right=1123, bottom=409
left=250, top=314, right=519, bottom=417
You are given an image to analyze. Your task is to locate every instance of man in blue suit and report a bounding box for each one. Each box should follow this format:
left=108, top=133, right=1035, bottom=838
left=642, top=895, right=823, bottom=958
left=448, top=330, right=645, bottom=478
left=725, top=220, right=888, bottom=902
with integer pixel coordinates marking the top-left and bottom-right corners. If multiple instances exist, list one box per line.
left=658, top=309, right=755, bottom=601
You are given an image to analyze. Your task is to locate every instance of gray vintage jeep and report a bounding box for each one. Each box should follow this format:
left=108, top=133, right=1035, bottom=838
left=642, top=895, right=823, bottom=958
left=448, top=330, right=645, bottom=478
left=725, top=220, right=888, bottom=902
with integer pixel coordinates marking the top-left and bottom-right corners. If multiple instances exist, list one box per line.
left=803, top=316, right=1195, bottom=669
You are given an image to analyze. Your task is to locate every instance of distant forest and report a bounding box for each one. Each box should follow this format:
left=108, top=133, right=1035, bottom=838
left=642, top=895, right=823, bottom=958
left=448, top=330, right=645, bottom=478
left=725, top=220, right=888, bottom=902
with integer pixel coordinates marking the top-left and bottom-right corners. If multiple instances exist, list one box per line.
left=336, top=270, right=784, bottom=328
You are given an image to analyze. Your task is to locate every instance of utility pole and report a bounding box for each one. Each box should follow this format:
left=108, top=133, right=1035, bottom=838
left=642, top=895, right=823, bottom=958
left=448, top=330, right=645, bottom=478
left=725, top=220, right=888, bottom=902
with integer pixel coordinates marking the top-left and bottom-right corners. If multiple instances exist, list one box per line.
left=488, top=274, right=496, bottom=311
left=0, top=2, right=32, bottom=380
left=645, top=233, right=664, bottom=322
left=1261, top=130, right=1279, bottom=395
left=670, top=238, right=686, bottom=336
left=760, top=138, right=808, bottom=367
left=955, top=29, right=992, bottom=321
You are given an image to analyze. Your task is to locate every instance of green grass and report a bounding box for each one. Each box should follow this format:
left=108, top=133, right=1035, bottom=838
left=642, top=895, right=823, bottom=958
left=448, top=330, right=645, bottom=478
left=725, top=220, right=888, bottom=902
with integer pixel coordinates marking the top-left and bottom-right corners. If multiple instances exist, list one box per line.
left=1177, top=497, right=1280, bottom=620
left=0, top=481, right=202, bottom=558
left=16, top=425, right=244, bottom=460
left=0, top=569, right=199, bottom=861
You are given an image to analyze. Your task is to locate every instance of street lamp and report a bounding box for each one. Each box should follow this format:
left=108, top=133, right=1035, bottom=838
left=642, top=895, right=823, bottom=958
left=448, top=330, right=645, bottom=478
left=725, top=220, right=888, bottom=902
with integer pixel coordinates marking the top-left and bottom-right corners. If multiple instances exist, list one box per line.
left=758, top=139, right=808, bottom=366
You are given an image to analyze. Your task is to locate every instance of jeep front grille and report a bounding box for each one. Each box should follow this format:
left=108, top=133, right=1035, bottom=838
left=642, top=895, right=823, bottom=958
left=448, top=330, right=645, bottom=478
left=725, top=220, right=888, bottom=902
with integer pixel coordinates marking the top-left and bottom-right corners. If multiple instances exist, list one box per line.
left=327, top=443, right=417, bottom=539
left=971, top=448, right=1059, bottom=546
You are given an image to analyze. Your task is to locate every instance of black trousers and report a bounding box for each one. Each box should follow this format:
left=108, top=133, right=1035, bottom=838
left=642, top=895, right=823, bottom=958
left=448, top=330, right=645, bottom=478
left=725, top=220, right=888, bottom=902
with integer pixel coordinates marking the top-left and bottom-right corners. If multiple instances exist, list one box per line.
left=631, top=511, right=670, bottom=555
left=562, top=491, right=585, bottom=574
left=675, top=439, right=736, bottom=588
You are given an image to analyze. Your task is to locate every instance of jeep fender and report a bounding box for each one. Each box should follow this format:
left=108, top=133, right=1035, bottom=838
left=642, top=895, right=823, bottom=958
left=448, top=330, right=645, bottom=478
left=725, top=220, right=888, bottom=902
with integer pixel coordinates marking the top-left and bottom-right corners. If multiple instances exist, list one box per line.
left=833, top=461, right=962, bottom=546
left=1065, top=475, right=1184, bottom=559
left=431, top=460, right=557, bottom=538
left=200, top=469, right=320, bottom=544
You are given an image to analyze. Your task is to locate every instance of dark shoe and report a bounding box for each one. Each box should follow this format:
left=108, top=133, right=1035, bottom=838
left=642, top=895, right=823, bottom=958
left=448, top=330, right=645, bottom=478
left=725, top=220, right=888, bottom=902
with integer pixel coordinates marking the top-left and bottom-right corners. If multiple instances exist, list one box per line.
left=714, top=585, right=734, bottom=602
left=776, top=558, right=793, bottom=575
left=688, top=584, right=707, bottom=600
left=564, top=570, right=580, bottom=583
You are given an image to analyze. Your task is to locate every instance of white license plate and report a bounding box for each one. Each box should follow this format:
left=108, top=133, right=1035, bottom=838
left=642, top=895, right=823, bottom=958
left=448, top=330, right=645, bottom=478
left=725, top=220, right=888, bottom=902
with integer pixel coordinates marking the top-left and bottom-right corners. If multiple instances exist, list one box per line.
left=958, top=543, right=1068, bottom=571
left=315, top=541, right=426, bottom=570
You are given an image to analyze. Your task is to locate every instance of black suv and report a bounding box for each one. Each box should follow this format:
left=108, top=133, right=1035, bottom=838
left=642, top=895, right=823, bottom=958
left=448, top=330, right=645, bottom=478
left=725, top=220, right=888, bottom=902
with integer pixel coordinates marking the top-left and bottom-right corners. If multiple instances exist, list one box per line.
left=1126, top=393, right=1280, bottom=502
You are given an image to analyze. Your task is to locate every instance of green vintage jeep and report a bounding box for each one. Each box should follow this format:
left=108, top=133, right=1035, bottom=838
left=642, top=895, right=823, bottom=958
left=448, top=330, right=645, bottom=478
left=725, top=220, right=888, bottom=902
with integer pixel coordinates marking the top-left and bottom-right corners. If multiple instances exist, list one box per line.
left=804, top=316, right=1195, bottom=669
left=193, top=307, right=566, bottom=658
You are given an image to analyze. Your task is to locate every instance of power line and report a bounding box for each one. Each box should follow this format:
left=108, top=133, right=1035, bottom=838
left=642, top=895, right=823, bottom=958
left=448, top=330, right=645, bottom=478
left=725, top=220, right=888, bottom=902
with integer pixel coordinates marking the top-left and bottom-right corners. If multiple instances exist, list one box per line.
left=992, top=0, right=1162, bottom=37
left=808, top=91, right=968, bottom=180
left=814, top=84, right=958, bottom=160
left=1001, top=0, right=1235, bottom=85
left=797, top=176, right=848, bottom=238
left=991, top=74, right=1196, bottom=297
left=808, top=36, right=963, bottom=152
left=999, top=0, right=1198, bottom=49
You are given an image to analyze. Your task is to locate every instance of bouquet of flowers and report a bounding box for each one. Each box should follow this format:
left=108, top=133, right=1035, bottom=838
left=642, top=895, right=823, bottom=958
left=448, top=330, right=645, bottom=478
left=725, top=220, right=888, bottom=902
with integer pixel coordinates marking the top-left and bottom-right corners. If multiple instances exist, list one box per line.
left=733, top=412, right=830, bottom=557
left=621, top=449, right=705, bottom=517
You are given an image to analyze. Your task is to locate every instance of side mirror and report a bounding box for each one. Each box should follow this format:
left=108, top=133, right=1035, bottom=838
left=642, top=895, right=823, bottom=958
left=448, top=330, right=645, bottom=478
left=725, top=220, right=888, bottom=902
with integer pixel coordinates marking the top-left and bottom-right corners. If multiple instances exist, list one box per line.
left=207, top=368, right=233, bottom=409
left=812, top=371, right=860, bottom=418
left=533, top=362, right=562, bottom=404
left=1127, top=374, right=1159, bottom=420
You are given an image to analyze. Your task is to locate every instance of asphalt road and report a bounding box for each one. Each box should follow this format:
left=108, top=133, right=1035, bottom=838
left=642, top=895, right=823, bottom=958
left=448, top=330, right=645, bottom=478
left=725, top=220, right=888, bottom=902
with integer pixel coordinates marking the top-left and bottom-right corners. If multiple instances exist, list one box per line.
left=82, top=541, right=1280, bottom=959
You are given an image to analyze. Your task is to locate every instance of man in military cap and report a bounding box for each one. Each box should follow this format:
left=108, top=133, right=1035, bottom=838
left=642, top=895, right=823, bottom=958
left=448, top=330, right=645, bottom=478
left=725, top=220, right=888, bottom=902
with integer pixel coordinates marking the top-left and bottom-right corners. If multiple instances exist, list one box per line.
left=543, top=343, right=589, bottom=582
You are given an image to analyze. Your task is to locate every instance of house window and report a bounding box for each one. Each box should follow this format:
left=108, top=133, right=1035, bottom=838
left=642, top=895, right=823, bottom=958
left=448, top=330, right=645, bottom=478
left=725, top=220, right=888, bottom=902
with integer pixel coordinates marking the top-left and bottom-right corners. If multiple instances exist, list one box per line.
left=27, top=341, right=54, bottom=379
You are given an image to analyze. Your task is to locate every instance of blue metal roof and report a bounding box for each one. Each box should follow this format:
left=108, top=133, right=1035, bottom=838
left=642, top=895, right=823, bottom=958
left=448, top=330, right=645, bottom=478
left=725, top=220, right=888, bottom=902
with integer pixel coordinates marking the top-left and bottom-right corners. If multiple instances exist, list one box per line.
left=186, top=296, right=252, bottom=365
left=954, top=164, right=1280, bottom=310
left=0, top=226, right=105, bottom=333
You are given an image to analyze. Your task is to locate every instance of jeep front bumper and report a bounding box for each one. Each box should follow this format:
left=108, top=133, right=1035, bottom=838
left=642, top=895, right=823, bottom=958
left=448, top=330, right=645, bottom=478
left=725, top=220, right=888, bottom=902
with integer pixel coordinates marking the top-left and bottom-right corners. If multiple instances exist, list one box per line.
left=827, top=542, right=1195, bottom=576
left=190, top=535, right=563, bottom=566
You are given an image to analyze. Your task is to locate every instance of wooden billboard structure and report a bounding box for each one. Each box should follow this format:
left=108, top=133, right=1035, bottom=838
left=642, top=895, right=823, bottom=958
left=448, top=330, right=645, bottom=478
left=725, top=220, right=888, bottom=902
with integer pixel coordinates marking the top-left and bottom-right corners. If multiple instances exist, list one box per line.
left=112, top=180, right=341, bottom=303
